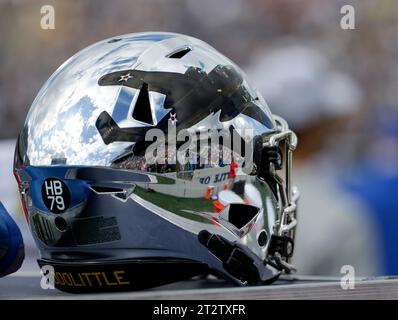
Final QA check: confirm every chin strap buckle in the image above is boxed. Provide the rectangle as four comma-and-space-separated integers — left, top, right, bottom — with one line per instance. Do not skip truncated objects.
267, 234, 296, 273
268, 234, 294, 259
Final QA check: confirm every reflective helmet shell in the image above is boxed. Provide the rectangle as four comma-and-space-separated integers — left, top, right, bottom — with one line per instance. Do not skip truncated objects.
14, 32, 292, 292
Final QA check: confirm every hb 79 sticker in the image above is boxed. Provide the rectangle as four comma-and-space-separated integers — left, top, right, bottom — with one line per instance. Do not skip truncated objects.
41, 178, 70, 213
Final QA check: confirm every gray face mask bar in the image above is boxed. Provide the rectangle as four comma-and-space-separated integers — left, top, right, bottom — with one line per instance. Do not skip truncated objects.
263, 115, 299, 273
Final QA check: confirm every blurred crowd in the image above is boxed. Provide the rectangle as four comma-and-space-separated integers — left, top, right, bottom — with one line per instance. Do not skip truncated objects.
0, 0, 397, 276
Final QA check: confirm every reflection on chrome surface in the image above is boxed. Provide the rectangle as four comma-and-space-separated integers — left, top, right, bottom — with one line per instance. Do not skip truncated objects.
14, 32, 293, 271
19, 32, 275, 169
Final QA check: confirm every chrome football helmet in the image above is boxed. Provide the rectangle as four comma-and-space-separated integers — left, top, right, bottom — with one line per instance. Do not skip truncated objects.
14, 32, 298, 292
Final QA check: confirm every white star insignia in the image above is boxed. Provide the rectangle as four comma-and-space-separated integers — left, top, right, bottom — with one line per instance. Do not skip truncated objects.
118, 73, 133, 82
169, 113, 178, 125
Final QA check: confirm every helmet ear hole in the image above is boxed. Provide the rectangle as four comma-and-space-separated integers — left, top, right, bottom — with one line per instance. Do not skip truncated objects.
257, 230, 268, 247
54, 217, 67, 232
132, 83, 153, 124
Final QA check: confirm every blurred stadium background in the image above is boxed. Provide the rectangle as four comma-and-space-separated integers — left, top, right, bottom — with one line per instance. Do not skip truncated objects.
0, 0, 397, 277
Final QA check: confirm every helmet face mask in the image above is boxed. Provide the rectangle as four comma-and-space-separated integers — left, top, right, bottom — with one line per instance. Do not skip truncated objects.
14, 32, 298, 292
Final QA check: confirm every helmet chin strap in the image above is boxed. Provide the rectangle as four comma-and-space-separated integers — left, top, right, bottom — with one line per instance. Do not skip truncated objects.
198, 230, 279, 285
